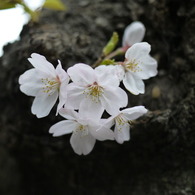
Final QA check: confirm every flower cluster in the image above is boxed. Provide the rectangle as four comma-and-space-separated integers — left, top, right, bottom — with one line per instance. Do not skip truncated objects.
19, 21, 157, 155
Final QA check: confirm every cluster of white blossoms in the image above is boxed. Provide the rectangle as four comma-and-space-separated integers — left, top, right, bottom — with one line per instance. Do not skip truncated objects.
19, 21, 157, 155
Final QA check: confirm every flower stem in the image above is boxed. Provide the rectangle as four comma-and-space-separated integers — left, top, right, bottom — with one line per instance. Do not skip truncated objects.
91, 54, 105, 68
20, 1, 39, 22
92, 47, 125, 68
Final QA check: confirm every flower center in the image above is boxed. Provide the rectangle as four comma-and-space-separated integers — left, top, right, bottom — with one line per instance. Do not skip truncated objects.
41, 77, 60, 96
125, 59, 142, 73
115, 114, 130, 131
84, 82, 104, 103
74, 125, 88, 137
116, 114, 127, 126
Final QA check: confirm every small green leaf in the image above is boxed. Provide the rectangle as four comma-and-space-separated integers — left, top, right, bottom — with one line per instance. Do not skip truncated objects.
101, 59, 116, 65
0, 0, 22, 9
0, 2, 16, 10
103, 32, 119, 56
43, 0, 66, 11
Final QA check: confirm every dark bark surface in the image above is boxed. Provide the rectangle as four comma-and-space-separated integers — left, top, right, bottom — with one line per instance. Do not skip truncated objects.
0, 0, 195, 194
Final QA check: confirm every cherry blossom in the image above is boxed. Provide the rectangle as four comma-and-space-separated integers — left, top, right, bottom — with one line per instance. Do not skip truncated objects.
49, 108, 114, 155
115, 42, 158, 95
19, 53, 69, 118
66, 63, 128, 119
103, 106, 147, 144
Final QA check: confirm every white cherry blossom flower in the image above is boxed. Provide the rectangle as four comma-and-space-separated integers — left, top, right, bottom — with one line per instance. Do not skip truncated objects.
19, 53, 69, 118
66, 63, 128, 119
49, 108, 114, 155
116, 42, 158, 95
122, 21, 146, 48
103, 106, 147, 144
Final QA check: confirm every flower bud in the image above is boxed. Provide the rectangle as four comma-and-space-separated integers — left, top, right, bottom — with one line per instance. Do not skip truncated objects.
122, 21, 146, 48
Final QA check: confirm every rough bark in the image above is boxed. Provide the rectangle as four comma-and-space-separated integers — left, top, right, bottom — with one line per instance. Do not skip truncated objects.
0, 0, 195, 194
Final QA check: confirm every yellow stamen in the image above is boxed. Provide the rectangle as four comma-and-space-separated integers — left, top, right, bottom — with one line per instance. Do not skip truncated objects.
115, 114, 130, 131
125, 59, 142, 72
84, 82, 104, 103
41, 77, 60, 95
74, 125, 88, 137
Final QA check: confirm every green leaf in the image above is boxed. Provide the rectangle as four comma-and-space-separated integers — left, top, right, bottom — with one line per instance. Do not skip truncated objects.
0, 2, 16, 10
102, 32, 119, 56
43, 0, 66, 11
101, 59, 116, 65
0, 0, 22, 9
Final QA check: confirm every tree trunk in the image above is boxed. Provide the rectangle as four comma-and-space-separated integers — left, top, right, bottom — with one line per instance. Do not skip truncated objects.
0, 0, 194, 194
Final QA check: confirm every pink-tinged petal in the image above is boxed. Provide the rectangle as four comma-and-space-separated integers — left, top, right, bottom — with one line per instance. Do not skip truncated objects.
90, 126, 114, 141
28, 53, 56, 76
122, 21, 145, 47
95, 65, 119, 87
101, 87, 128, 115
114, 122, 130, 144
66, 83, 85, 109
31, 91, 58, 118
123, 72, 145, 95
121, 106, 148, 120
49, 120, 78, 136
79, 98, 104, 121
70, 131, 96, 155
125, 42, 151, 62
67, 63, 95, 86
59, 108, 78, 120
135, 55, 158, 79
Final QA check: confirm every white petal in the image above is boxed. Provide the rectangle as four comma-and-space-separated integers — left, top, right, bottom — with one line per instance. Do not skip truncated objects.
90, 125, 114, 141
70, 132, 96, 155
95, 65, 115, 73
49, 120, 78, 136
122, 21, 145, 47
19, 69, 46, 96
20, 83, 41, 97
31, 92, 58, 118
100, 116, 116, 129
123, 72, 145, 95
114, 122, 130, 144
59, 108, 78, 120
19, 69, 38, 84
115, 65, 125, 81
135, 55, 158, 79
125, 42, 151, 62
66, 83, 85, 109
56, 60, 70, 84
101, 86, 128, 115
121, 106, 148, 120
95, 65, 119, 87
95, 65, 125, 82
67, 63, 95, 86
56, 82, 68, 114
28, 53, 56, 76
79, 98, 104, 121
